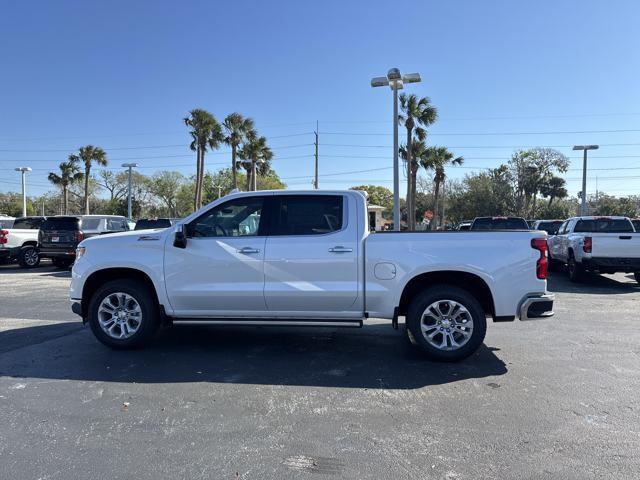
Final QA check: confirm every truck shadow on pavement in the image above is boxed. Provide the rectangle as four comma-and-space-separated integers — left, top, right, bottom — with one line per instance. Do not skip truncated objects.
548, 271, 640, 294
0, 323, 507, 390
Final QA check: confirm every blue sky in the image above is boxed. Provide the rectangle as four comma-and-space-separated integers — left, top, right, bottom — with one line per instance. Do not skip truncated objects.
1, 0, 639, 198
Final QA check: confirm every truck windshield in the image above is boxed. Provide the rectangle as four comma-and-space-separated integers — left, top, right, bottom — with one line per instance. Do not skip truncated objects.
536, 221, 563, 235
574, 219, 634, 233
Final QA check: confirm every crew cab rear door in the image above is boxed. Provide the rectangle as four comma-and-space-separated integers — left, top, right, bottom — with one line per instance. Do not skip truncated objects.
263, 194, 360, 316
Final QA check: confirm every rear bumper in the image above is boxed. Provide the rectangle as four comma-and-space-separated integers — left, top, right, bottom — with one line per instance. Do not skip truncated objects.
519, 293, 555, 320
39, 248, 75, 259
582, 257, 640, 272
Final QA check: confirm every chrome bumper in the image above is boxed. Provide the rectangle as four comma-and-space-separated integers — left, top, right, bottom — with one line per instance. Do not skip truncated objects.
519, 293, 555, 320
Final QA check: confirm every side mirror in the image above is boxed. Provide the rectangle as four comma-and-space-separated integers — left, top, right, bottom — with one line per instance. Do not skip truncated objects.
174, 224, 188, 249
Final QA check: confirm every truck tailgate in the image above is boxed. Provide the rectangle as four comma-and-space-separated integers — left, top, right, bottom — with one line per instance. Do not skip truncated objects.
592, 234, 640, 258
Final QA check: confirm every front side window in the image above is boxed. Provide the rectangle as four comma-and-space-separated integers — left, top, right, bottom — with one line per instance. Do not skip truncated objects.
270, 195, 344, 236
189, 197, 264, 238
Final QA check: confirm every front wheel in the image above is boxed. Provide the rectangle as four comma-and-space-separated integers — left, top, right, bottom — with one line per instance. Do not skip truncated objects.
18, 246, 40, 268
405, 285, 487, 362
567, 255, 585, 283
88, 279, 159, 349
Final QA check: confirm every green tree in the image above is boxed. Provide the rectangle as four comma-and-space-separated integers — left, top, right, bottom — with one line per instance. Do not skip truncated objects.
400, 140, 428, 225
147, 171, 184, 217
421, 146, 463, 229
350, 185, 393, 211
71, 145, 107, 214
96, 170, 128, 202
539, 175, 568, 207
223, 113, 255, 190
47, 156, 84, 214
238, 134, 273, 191
398, 93, 438, 230
184, 109, 224, 210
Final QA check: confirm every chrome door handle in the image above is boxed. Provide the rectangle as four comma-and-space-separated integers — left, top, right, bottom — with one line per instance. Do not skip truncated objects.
328, 246, 353, 253
237, 247, 260, 254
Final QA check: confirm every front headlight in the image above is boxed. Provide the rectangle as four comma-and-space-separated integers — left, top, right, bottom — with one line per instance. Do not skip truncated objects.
76, 246, 86, 260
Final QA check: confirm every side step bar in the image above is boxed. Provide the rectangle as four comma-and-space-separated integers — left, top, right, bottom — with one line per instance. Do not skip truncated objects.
171, 319, 363, 328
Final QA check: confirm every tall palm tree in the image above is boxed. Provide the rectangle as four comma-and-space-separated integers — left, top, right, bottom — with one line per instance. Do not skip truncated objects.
398, 93, 438, 230
540, 175, 568, 207
400, 140, 427, 226
71, 145, 107, 214
223, 113, 255, 190
238, 135, 273, 191
47, 156, 84, 214
184, 109, 224, 210
421, 146, 463, 229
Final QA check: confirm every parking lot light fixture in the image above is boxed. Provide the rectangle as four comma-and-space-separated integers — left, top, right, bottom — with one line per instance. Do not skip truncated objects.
14, 167, 32, 217
572, 145, 599, 216
121, 163, 139, 220
371, 68, 421, 231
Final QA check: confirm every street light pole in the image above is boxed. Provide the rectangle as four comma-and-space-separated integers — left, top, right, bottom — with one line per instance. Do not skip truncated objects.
121, 163, 139, 219
371, 68, 421, 231
14, 167, 32, 217
572, 145, 599, 216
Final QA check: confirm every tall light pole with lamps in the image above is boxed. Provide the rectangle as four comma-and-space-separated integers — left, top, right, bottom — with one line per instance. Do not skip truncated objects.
121, 163, 139, 219
371, 68, 421, 231
572, 145, 599, 216
14, 167, 32, 217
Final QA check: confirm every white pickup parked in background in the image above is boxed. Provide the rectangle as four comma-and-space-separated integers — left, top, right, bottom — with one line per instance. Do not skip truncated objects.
70, 190, 554, 361
547, 216, 640, 283
0, 216, 45, 268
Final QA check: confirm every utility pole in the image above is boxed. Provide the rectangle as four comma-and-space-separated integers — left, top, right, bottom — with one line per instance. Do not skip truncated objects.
573, 145, 599, 216
121, 163, 139, 219
14, 167, 32, 217
314, 121, 319, 189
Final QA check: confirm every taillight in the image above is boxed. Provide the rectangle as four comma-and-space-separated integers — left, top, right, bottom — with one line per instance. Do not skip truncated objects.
0, 229, 8, 245
583, 236, 592, 253
531, 237, 548, 280
75, 230, 84, 242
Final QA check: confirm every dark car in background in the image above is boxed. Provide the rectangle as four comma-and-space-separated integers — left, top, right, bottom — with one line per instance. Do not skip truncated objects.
134, 218, 179, 230
38, 215, 129, 268
470, 216, 530, 230
532, 219, 564, 236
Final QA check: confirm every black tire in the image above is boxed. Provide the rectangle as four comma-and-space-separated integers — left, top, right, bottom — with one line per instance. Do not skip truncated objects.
634, 272, 640, 285
567, 254, 585, 283
88, 279, 160, 349
405, 285, 487, 362
18, 245, 40, 268
52, 258, 73, 269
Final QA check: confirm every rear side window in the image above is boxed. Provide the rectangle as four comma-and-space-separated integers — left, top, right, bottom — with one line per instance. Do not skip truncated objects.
471, 217, 528, 230
574, 219, 634, 233
270, 195, 344, 236
12, 218, 44, 229
81, 218, 102, 230
107, 218, 128, 231
42, 218, 79, 231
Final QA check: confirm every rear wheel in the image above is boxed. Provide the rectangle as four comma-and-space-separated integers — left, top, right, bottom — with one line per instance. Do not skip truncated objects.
88, 279, 159, 349
405, 285, 487, 362
567, 254, 585, 283
18, 246, 40, 268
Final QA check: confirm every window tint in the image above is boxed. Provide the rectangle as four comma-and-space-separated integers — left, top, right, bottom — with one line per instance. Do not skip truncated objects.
631, 219, 640, 232
557, 221, 568, 235
190, 197, 264, 237
536, 221, 563, 235
270, 195, 343, 236
42, 217, 80, 231
574, 219, 634, 233
471, 217, 528, 230
107, 218, 128, 231
12, 217, 44, 229
81, 218, 102, 230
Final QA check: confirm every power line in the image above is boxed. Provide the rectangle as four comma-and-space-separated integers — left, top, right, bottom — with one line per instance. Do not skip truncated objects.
321, 128, 640, 137
0, 142, 314, 154
322, 142, 640, 149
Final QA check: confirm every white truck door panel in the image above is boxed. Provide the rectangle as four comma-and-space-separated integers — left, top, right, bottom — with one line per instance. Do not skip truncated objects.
164, 195, 267, 316
263, 194, 360, 314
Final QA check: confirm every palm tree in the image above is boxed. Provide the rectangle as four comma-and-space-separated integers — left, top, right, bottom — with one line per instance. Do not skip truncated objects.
47, 156, 84, 214
398, 93, 438, 230
421, 146, 463, 229
400, 140, 427, 226
184, 109, 224, 210
238, 135, 273, 191
71, 145, 107, 214
540, 175, 568, 207
223, 113, 255, 190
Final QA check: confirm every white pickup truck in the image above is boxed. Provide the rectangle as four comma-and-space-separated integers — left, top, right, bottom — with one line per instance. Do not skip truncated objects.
547, 216, 640, 283
70, 190, 554, 361
0, 216, 46, 268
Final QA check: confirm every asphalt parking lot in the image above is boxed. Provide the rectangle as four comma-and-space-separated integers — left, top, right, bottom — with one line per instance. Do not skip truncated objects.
1, 262, 639, 479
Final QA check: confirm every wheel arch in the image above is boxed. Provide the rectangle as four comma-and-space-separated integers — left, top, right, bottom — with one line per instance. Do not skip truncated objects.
81, 268, 160, 318
21, 241, 37, 248
398, 270, 495, 319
